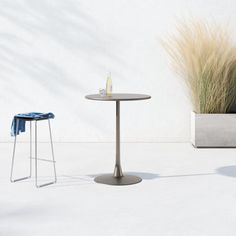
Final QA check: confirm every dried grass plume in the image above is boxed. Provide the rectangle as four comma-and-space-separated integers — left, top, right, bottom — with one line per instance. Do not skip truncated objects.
163, 21, 236, 113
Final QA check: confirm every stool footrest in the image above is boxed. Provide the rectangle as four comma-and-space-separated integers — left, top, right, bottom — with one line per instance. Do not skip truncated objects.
30, 157, 56, 163
11, 176, 31, 182
37, 181, 56, 188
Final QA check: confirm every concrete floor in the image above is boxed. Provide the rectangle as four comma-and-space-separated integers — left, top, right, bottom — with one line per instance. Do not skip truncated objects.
1, 142, 236, 236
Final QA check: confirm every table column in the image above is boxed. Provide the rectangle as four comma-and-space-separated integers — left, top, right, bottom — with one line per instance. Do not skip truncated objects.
114, 101, 123, 177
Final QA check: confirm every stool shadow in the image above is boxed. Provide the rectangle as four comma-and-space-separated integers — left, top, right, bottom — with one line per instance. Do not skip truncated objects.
216, 165, 236, 178
48, 175, 95, 188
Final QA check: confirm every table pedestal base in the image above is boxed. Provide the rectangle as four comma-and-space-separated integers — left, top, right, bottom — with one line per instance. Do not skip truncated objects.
94, 174, 142, 185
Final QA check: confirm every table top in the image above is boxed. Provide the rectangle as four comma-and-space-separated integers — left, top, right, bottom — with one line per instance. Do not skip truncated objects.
85, 93, 151, 101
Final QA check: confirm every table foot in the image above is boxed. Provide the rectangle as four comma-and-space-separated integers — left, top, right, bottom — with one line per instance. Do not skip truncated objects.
94, 174, 142, 185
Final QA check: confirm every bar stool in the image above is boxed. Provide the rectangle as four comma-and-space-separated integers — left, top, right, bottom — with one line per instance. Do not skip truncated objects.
10, 112, 57, 188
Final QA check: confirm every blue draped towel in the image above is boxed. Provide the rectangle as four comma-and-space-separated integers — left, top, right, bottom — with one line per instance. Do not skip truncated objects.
11, 112, 55, 136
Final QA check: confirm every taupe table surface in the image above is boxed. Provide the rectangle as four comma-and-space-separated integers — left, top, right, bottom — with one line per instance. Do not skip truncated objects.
85, 93, 151, 186
85, 93, 151, 101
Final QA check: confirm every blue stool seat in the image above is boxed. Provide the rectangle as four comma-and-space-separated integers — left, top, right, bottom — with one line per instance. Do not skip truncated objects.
15, 112, 55, 121
11, 112, 55, 136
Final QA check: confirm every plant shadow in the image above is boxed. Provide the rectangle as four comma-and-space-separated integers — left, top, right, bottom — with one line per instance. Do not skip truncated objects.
216, 165, 236, 178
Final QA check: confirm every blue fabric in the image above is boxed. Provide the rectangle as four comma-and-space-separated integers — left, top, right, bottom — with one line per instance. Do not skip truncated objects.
11, 112, 55, 136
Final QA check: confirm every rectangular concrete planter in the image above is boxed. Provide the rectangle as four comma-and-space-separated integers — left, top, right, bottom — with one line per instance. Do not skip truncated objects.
191, 112, 236, 147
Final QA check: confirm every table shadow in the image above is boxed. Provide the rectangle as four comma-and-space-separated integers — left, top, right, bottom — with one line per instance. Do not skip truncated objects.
126, 172, 159, 180
160, 173, 215, 178
47, 171, 217, 188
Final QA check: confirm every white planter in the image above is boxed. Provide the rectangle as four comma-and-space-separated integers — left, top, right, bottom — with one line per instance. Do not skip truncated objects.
191, 112, 236, 147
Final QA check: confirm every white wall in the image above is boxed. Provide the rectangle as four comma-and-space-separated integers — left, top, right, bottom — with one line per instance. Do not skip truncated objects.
0, 0, 235, 142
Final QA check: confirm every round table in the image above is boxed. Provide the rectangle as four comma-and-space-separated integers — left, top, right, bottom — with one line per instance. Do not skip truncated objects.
85, 93, 151, 185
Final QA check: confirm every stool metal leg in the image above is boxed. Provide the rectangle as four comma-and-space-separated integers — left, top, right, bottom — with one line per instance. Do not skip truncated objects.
35, 120, 57, 188
48, 119, 57, 183
29, 121, 32, 177
10, 119, 31, 182
35, 120, 38, 187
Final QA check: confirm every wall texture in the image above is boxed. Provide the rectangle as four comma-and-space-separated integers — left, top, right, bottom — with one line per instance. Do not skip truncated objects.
0, 0, 235, 142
